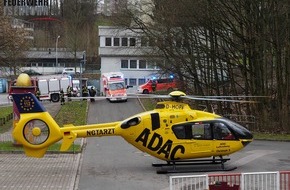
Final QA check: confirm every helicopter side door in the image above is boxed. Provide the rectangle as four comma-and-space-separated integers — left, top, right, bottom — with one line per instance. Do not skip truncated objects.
172, 123, 213, 158
189, 123, 213, 157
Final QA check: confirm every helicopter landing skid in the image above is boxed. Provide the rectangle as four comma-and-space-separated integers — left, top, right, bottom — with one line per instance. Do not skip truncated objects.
152, 157, 237, 174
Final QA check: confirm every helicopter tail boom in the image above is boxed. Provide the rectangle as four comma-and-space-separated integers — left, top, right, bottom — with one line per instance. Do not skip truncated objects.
59, 122, 120, 151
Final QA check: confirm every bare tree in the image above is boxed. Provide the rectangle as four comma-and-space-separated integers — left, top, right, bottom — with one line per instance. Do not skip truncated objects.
62, 0, 98, 70
0, 5, 30, 76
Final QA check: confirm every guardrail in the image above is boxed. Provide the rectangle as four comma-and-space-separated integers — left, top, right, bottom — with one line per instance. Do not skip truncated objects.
169, 171, 290, 190
0, 113, 13, 126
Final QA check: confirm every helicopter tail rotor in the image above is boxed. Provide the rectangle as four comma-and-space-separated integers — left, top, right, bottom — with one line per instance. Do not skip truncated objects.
11, 93, 63, 158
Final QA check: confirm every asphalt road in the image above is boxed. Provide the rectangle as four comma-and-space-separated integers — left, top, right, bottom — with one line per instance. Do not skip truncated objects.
0, 93, 11, 106
78, 99, 169, 190
77, 98, 290, 190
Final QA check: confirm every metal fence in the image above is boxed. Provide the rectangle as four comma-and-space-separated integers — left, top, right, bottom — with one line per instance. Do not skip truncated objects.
169, 171, 290, 190
170, 175, 208, 190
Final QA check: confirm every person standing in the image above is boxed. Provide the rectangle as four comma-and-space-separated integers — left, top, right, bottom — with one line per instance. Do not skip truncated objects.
36, 88, 41, 100
151, 80, 157, 92
66, 85, 72, 101
89, 86, 96, 102
60, 89, 65, 105
82, 85, 88, 100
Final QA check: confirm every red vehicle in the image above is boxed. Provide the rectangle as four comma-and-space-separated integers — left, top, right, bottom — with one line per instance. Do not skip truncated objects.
137, 77, 178, 94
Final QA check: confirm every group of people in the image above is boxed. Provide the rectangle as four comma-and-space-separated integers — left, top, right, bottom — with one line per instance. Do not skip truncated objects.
63, 85, 97, 104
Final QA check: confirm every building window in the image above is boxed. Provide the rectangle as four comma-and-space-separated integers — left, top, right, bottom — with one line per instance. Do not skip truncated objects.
129, 78, 137, 86
124, 78, 128, 85
130, 60, 137, 69
129, 38, 136, 46
155, 60, 164, 69
105, 37, 112, 46
147, 60, 155, 69
138, 78, 146, 85
121, 60, 128, 68
139, 60, 146, 69
114, 38, 120, 46
122, 37, 128, 46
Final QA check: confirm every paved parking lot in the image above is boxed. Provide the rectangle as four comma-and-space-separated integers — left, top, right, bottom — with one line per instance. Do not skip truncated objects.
0, 99, 82, 190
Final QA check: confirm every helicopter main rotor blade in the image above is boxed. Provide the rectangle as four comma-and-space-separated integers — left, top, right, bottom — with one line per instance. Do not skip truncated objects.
193, 95, 270, 98
183, 95, 257, 103
127, 94, 171, 99
69, 96, 107, 100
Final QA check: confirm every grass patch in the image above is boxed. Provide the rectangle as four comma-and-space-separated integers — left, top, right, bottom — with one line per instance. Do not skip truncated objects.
0, 106, 13, 116
0, 141, 82, 152
253, 132, 290, 141
0, 105, 13, 133
55, 100, 88, 126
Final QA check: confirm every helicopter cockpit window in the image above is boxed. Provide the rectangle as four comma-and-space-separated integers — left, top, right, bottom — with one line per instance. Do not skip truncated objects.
191, 123, 212, 140
172, 123, 211, 140
172, 125, 192, 139
213, 122, 235, 140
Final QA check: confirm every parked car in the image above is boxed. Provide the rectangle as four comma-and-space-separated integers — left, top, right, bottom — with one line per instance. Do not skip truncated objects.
22, 69, 42, 76
62, 68, 80, 75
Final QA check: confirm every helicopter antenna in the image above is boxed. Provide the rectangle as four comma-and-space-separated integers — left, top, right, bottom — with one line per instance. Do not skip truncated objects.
211, 104, 215, 114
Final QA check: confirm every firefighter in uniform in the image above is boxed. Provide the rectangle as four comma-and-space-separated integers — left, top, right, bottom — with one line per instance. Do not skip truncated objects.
151, 80, 157, 92
66, 85, 72, 101
82, 85, 88, 100
60, 89, 65, 105
89, 86, 96, 102
36, 88, 41, 100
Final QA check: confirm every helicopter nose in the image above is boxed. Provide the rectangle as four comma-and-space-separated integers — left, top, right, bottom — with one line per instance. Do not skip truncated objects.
237, 129, 253, 147
241, 138, 253, 147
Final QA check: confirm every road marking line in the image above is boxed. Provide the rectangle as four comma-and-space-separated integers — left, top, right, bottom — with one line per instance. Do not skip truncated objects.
232, 150, 279, 166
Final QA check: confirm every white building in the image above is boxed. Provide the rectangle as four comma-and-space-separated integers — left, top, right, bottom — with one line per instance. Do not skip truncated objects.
98, 26, 163, 93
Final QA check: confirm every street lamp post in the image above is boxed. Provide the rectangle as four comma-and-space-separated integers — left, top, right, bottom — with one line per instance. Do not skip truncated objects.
80, 51, 86, 97
55, 35, 60, 73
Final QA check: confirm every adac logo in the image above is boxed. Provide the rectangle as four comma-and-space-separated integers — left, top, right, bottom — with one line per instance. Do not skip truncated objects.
20, 95, 35, 111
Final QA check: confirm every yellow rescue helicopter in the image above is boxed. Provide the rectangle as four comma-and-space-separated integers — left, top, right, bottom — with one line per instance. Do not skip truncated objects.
11, 91, 254, 173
